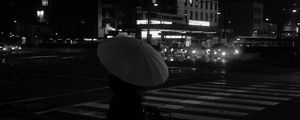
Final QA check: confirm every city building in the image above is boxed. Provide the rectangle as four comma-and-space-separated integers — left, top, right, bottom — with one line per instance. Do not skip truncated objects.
280, 4, 300, 39
98, 0, 220, 48
177, 0, 219, 27
224, 1, 277, 39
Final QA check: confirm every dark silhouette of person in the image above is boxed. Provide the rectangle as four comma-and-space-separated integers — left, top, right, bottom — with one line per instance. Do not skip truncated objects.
106, 74, 145, 120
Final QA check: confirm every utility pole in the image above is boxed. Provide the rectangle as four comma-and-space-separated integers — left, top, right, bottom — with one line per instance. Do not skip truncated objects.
146, 0, 152, 44
98, 0, 104, 38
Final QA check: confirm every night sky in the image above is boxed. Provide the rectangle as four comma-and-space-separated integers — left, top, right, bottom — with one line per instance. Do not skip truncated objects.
225, 0, 299, 26
0, 0, 298, 31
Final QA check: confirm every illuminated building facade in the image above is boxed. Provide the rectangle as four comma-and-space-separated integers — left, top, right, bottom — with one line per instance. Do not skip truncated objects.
37, 0, 49, 23
178, 0, 219, 27
99, 0, 219, 48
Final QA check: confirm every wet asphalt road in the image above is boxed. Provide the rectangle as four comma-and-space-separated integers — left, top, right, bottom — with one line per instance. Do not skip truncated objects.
0, 47, 300, 120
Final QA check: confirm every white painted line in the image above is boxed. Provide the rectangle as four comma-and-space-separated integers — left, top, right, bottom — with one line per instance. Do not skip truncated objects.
163, 112, 233, 120
240, 87, 300, 94
28, 55, 60, 59
182, 107, 249, 117
149, 91, 278, 106
144, 101, 249, 117
79, 102, 109, 109
166, 88, 290, 101
209, 81, 300, 90
57, 107, 106, 119
177, 86, 291, 101
250, 85, 270, 88
0, 87, 109, 106
194, 83, 300, 97
144, 96, 264, 111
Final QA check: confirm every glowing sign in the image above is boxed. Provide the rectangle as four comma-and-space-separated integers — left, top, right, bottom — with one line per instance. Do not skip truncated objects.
188, 20, 210, 26
37, 10, 44, 17
137, 20, 172, 25
37, 10, 45, 22
42, 0, 48, 6
142, 30, 161, 38
165, 35, 185, 39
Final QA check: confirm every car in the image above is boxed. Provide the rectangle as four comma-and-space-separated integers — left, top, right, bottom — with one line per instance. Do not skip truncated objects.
208, 44, 240, 59
185, 45, 207, 61
0, 43, 22, 52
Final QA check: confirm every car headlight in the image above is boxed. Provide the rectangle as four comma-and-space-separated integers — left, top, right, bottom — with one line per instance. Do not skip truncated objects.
170, 58, 174, 61
222, 52, 226, 56
234, 50, 239, 54
192, 50, 196, 54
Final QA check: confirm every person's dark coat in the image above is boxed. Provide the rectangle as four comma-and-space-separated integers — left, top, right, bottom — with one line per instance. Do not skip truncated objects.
106, 74, 144, 120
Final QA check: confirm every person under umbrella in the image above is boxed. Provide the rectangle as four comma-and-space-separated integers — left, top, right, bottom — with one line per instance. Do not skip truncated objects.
97, 35, 169, 120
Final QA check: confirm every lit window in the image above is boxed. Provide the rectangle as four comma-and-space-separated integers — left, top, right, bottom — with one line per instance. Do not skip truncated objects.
37, 10, 45, 22
188, 20, 210, 26
37, 10, 44, 17
42, 0, 48, 6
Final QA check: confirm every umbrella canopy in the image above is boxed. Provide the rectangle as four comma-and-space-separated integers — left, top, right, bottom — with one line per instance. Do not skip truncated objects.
97, 37, 169, 87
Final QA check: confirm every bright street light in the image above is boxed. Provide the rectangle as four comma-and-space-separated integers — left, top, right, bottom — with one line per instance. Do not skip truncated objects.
265, 18, 270, 21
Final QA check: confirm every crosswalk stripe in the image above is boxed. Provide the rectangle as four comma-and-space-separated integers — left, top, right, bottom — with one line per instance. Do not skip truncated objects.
39, 80, 300, 120
56, 107, 106, 119
147, 90, 279, 106
144, 96, 264, 111
250, 84, 300, 91
179, 85, 291, 100
249, 84, 271, 88
143, 101, 249, 117
240, 87, 300, 94
162, 112, 233, 120
209, 81, 300, 92
166, 88, 290, 101
246, 81, 300, 88
209, 81, 300, 90
193, 84, 300, 97
79, 102, 109, 109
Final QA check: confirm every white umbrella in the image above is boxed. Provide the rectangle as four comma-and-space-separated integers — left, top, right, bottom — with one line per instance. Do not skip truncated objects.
97, 36, 169, 87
